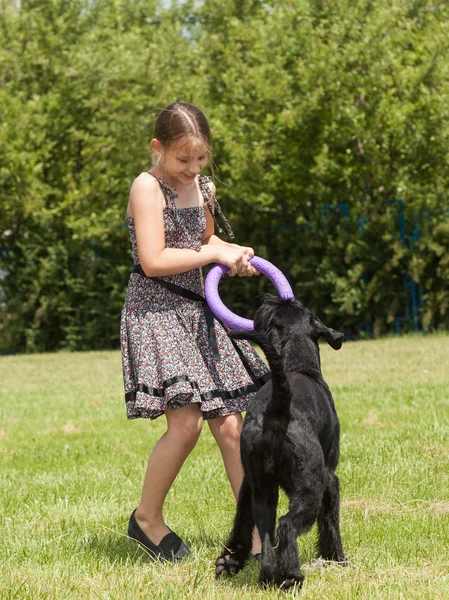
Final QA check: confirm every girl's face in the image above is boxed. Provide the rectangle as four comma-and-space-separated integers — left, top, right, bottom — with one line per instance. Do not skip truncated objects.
153, 135, 210, 185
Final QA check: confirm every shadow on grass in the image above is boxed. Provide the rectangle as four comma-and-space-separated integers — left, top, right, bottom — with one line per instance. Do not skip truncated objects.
84, 529, 318, 596
214, 554, 347, 596
84, 525, 321, 596
84, 527, 227, 567
84, 530, 157, 565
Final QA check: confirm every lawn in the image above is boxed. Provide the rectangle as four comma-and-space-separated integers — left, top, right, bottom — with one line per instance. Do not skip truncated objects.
1, 334, 448, 599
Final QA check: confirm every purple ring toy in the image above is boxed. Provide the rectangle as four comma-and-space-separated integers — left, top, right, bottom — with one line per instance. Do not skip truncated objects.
204, 256, 294, 331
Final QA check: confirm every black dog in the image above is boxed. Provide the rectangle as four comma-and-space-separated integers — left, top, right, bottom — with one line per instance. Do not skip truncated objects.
215, 295, 346, 590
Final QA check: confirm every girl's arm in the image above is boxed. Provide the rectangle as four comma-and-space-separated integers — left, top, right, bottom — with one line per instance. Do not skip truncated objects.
129, 173, 249, 277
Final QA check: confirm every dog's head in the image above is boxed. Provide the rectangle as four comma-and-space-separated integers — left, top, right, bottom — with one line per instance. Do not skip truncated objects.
254, 294, 344, 352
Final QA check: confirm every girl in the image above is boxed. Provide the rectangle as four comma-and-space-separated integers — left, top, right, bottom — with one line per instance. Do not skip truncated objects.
120, 102, 270, 561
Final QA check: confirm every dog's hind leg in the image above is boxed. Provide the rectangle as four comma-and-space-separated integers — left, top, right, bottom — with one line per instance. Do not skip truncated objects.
251, 478, 279, 586
274, 494, 319, 590
215, 475, 254, 578
317, 470, 345, 562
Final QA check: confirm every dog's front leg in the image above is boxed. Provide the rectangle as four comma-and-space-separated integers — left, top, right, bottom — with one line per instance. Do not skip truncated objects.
215, 475, 254, 578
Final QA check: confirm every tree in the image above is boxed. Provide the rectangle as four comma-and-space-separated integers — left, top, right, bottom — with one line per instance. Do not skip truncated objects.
1, 0, 448, 353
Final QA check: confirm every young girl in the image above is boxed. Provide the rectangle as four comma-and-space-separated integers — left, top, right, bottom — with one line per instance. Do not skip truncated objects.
120, 102, 270, 561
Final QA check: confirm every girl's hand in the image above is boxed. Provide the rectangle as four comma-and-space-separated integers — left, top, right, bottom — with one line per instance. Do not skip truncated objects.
217, 245, 259, 277
237, 245, 260, 277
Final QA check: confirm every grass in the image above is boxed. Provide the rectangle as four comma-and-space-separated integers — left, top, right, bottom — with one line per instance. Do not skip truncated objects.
1, 334, 449, 599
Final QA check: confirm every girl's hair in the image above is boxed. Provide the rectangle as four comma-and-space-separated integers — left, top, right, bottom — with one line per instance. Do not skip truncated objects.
151, 102, 212, 166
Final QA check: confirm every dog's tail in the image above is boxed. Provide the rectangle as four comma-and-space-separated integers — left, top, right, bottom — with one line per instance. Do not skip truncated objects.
228, 330, 292, 414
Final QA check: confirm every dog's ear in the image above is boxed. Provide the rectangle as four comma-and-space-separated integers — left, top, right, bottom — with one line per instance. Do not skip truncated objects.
314, 318, 344, 350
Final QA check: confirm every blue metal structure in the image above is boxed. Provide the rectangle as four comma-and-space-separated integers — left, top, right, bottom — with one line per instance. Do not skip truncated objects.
273, 199, 430, 335
387, 200, 423, 333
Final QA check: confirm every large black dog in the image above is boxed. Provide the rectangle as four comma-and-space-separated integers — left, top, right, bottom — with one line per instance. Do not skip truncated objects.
215, 295, 346, 590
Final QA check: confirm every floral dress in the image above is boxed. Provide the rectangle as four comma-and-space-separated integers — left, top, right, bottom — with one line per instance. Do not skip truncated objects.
120, 174, 270, 420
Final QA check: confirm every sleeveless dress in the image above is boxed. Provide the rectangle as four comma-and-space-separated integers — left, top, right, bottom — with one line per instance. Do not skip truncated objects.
120, 174, 270, 420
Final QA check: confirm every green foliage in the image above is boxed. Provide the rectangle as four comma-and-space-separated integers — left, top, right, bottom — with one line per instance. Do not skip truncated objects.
0, 0, 198, 352
195, 0, 449, 334
1, 0, 449, 351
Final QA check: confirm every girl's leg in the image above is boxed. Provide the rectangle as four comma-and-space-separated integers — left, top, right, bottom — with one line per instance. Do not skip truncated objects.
208, 413, 262, 554
135, 403, 203, 544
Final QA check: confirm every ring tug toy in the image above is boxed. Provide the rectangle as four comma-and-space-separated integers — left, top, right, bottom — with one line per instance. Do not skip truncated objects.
204, 256, 295, 331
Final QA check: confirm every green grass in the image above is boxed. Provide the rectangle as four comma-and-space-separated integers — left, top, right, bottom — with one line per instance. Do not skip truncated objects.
1, 334, 449, 599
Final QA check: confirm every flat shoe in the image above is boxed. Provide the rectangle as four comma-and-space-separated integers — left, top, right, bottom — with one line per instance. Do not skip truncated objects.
128, 509, 190, 562
251, 552, 261, 560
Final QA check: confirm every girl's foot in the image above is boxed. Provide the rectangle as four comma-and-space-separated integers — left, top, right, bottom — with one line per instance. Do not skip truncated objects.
128, 509, 190, 562
134, 507, 171, 545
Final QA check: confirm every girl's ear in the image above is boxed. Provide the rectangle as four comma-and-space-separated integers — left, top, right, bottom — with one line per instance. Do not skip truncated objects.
151, 138, 163, 159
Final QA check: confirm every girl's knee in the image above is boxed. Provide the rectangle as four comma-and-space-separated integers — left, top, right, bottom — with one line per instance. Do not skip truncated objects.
182, 417, 203, 445
211, 413, 243, 447
166, 404, 203, 448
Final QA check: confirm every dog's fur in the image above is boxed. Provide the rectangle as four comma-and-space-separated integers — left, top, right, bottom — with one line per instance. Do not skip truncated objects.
215, 295, 346, 590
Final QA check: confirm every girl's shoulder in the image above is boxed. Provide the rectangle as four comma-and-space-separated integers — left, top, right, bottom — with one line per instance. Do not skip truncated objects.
129, 172, 166, 214
131, 171, 160, 193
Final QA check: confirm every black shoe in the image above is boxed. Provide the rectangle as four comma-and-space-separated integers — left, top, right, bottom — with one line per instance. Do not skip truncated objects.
128, 509, 190, 562
251, 552, 262, 561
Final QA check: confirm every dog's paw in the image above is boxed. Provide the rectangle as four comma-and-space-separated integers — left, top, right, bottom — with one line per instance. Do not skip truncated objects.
215, 553, 243, 578
277, 573, 304, 591
320, 552, 348, 565
258, 571, 276, 588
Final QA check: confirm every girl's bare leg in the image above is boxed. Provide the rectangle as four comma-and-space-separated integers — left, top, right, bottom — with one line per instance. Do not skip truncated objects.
208, 413, 262, 554
135, 403, 203, 544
